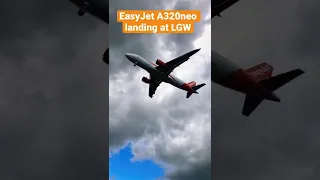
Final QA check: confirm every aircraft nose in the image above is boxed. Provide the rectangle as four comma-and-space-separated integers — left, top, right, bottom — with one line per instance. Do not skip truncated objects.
125, 53, 137, 62
125, 53, 133, 59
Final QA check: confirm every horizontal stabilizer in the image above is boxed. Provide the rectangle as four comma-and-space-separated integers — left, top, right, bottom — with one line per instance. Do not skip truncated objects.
193, 83, 206, 90
260, 69, 305, 91
242, 95, 264, 117
242, 69, 304, 116
186, 83, 206, 98
186, 92, 193, 98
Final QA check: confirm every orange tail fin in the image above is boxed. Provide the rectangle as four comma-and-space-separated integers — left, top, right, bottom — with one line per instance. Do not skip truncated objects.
187, 81, 196, 87
245, 62, 273, 81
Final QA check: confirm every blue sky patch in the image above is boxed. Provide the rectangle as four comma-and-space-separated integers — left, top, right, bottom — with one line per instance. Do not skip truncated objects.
109, 143, 165, 180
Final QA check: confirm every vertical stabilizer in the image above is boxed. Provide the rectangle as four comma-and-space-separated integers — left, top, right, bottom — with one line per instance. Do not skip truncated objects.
245, 62, 273, 82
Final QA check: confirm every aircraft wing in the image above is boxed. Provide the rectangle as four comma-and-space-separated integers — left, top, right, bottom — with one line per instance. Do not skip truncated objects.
149, 75, 162, 98
156, 48, 200, 76
212, 0, 239, 18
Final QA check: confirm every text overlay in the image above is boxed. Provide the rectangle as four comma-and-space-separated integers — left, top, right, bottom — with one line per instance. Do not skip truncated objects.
117, 10, 201, 34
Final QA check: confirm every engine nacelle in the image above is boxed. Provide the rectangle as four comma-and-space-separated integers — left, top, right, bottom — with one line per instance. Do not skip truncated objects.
102, 48, 109, 64
142, 77, 151, 84
156, 59, 167, 67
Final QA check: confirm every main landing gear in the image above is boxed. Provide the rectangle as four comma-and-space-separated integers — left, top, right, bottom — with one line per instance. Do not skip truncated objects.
77, 0, 89, 16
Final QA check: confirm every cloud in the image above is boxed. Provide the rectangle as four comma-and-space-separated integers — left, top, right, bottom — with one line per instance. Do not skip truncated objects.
109, 0, 211, 179
212, 0, 320, 179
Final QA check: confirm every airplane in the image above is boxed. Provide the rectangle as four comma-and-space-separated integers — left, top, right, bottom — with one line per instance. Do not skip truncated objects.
212, 0, 239, 18
211, 50, 305, 116
125, 48, 206, 98
69, 0, 109, 64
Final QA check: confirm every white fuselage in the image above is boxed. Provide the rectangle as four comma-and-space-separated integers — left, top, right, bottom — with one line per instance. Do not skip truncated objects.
211, 50, 258, 94
125, 53, 187, 91
211, 50, 240, 83
211, 50, 279, 101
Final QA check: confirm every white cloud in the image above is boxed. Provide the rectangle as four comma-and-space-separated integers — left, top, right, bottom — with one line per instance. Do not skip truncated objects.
109, 1, 211, 179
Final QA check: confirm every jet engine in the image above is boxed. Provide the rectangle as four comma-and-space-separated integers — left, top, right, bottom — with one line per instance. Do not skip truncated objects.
142, 77, 151, 84
156, 59, 167, 67
102, 48, 109, 64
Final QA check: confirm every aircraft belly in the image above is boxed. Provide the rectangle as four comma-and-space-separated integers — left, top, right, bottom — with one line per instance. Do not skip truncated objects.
212, 50, 254, 92
139, 60, 156, 73
212, 66, 235, 82
167, 75, 185, 89
211, 51, 239, 82
216, 69, 258, 94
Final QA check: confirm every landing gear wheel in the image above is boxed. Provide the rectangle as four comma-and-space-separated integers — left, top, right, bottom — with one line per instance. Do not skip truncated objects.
78, 9, 85, 16
83, 0, 89, 7
77, 0, 89, 16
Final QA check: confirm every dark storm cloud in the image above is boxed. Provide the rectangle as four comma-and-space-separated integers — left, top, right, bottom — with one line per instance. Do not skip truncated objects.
1, 0, 108, 179
212, 0, 320, 179
168, 163, 211, 180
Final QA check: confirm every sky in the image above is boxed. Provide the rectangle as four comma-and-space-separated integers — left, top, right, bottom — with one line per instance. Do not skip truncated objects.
1, 0, 320, 180
109, 0, 211, 179
109, 143, 165, 180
